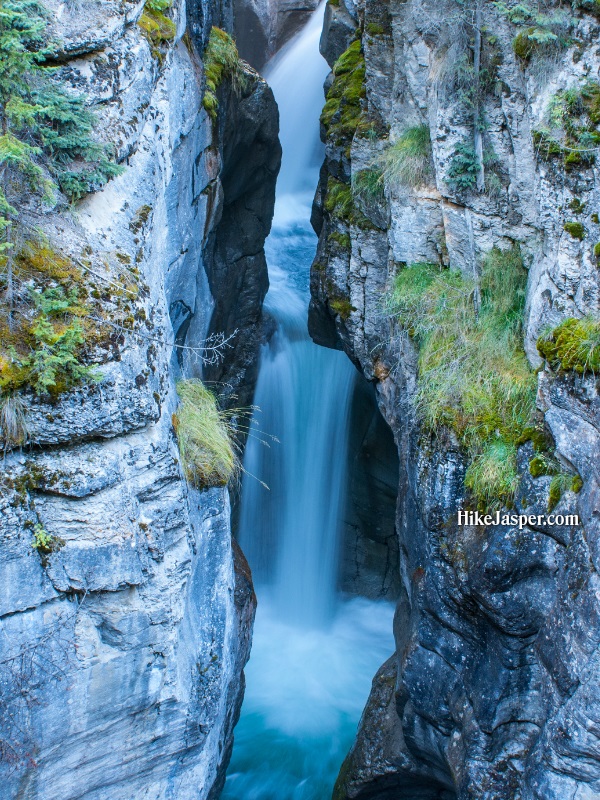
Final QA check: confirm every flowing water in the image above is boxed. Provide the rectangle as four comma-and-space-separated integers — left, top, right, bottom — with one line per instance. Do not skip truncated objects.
222, 7, 395, 798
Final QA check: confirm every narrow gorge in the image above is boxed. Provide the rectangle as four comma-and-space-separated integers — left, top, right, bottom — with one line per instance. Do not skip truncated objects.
1, 0, 600, 799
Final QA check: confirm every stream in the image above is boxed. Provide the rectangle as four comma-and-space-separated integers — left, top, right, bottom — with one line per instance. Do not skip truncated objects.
222, 7, 395, 798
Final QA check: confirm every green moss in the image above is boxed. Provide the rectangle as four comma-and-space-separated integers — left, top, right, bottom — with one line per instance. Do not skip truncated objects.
330, 297, 356, 320
173, 379, 238, 488
320, 39, 366, 147
328, 231, 351, 249
537, 316, 600, 373
365, 22, 385, 36
138, 0, 176, 59
572, 474, 584, 492
569, 198, 586, 214
202, 27, 246, 121
387, 246, 535, 508
564, 221, 586, 239
592, 213, 600, 223
323, 177, 379, 231
513, 27, 538, 61
529, 454, 559, 478
594, 242, 600, 258
324, 178, 353, 221
378, 125, 432, 188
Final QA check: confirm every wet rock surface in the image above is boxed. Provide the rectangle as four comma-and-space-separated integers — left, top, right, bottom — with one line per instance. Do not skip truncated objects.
311, 0, 600, 797
0, 0, 277, 796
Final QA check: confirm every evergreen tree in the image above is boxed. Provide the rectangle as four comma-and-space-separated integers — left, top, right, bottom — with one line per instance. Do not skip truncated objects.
0, 0, 122, 250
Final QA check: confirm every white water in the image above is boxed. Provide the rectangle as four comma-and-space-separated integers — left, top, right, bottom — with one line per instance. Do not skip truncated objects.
222, 6, 395, 798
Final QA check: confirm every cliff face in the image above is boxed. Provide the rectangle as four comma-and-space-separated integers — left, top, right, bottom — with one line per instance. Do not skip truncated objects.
311, 1, 600, 797
0, 1, 276, 797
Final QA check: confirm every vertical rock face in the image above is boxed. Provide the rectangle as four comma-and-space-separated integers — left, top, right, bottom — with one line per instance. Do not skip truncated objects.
232, 0, 320, 70
0, 2, 278, 797
312, 1, 600, 797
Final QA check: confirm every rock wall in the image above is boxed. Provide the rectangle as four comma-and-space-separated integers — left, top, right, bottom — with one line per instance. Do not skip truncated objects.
311, 1, 600, 797
232, 0, 319, 70
0, 1, 277, 797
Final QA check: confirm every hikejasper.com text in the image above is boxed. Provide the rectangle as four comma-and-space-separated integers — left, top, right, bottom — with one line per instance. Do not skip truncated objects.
458, 511, 580, 530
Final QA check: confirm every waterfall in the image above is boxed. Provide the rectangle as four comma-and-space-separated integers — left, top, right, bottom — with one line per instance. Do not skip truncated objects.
223, 6, 395, 798
237, 1, 355, 628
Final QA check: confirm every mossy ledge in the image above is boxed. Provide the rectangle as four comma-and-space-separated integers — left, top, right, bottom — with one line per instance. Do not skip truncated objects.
202, 27, 247, 121
387, 247, 536, 509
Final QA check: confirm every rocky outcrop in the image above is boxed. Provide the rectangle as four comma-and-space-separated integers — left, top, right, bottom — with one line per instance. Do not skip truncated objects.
0, 1, 278, 796
312, 1, 600, 797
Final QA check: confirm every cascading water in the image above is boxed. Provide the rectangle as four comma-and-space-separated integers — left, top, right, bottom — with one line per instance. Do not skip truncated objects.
222, 6, 395, 798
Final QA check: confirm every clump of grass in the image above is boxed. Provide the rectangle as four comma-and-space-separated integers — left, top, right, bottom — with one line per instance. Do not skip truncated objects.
388, 246, 536, 508
537, 316, 600, 373
0, 394, 27, 448
138, 0, 176, 59
173, 379, 238, 488
320, 39, 366, 147
548, 471, 583, 511
352, 167, 384, 202
465, 441, 519, 509
378, 125, 432, 188
202, 27, 246, 120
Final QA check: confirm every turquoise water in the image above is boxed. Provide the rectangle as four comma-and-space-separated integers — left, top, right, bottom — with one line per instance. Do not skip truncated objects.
222, 597, 395, 800
223, 6, 396, 798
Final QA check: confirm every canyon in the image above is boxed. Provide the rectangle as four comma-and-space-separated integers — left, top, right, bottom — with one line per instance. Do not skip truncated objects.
1, 1, 600, 799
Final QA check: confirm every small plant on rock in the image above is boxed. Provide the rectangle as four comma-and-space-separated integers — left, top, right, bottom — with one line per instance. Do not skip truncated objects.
378, 125, 432, 188
173, 379, 239, 488
202, 27, 247, 120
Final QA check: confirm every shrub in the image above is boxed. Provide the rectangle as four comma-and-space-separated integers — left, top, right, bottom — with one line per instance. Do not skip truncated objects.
446, 140, 479, 192
202, 27, 246, 120
493, 1, 572, 62
564, 221, 586, 239
138, 0, 176, 59
378, 125, 432, 188
0, 0, 122, 239
533, 81, 600, 170
173, 379, 238, 488
537, 316, 600, 373
320, 39, 366, 147
388, 247, 536, 507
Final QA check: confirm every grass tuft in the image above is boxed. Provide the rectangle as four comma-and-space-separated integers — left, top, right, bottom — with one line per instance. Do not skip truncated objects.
173, 379, 238, 488
388, 246, 536, 508
378, 125, 432, 188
